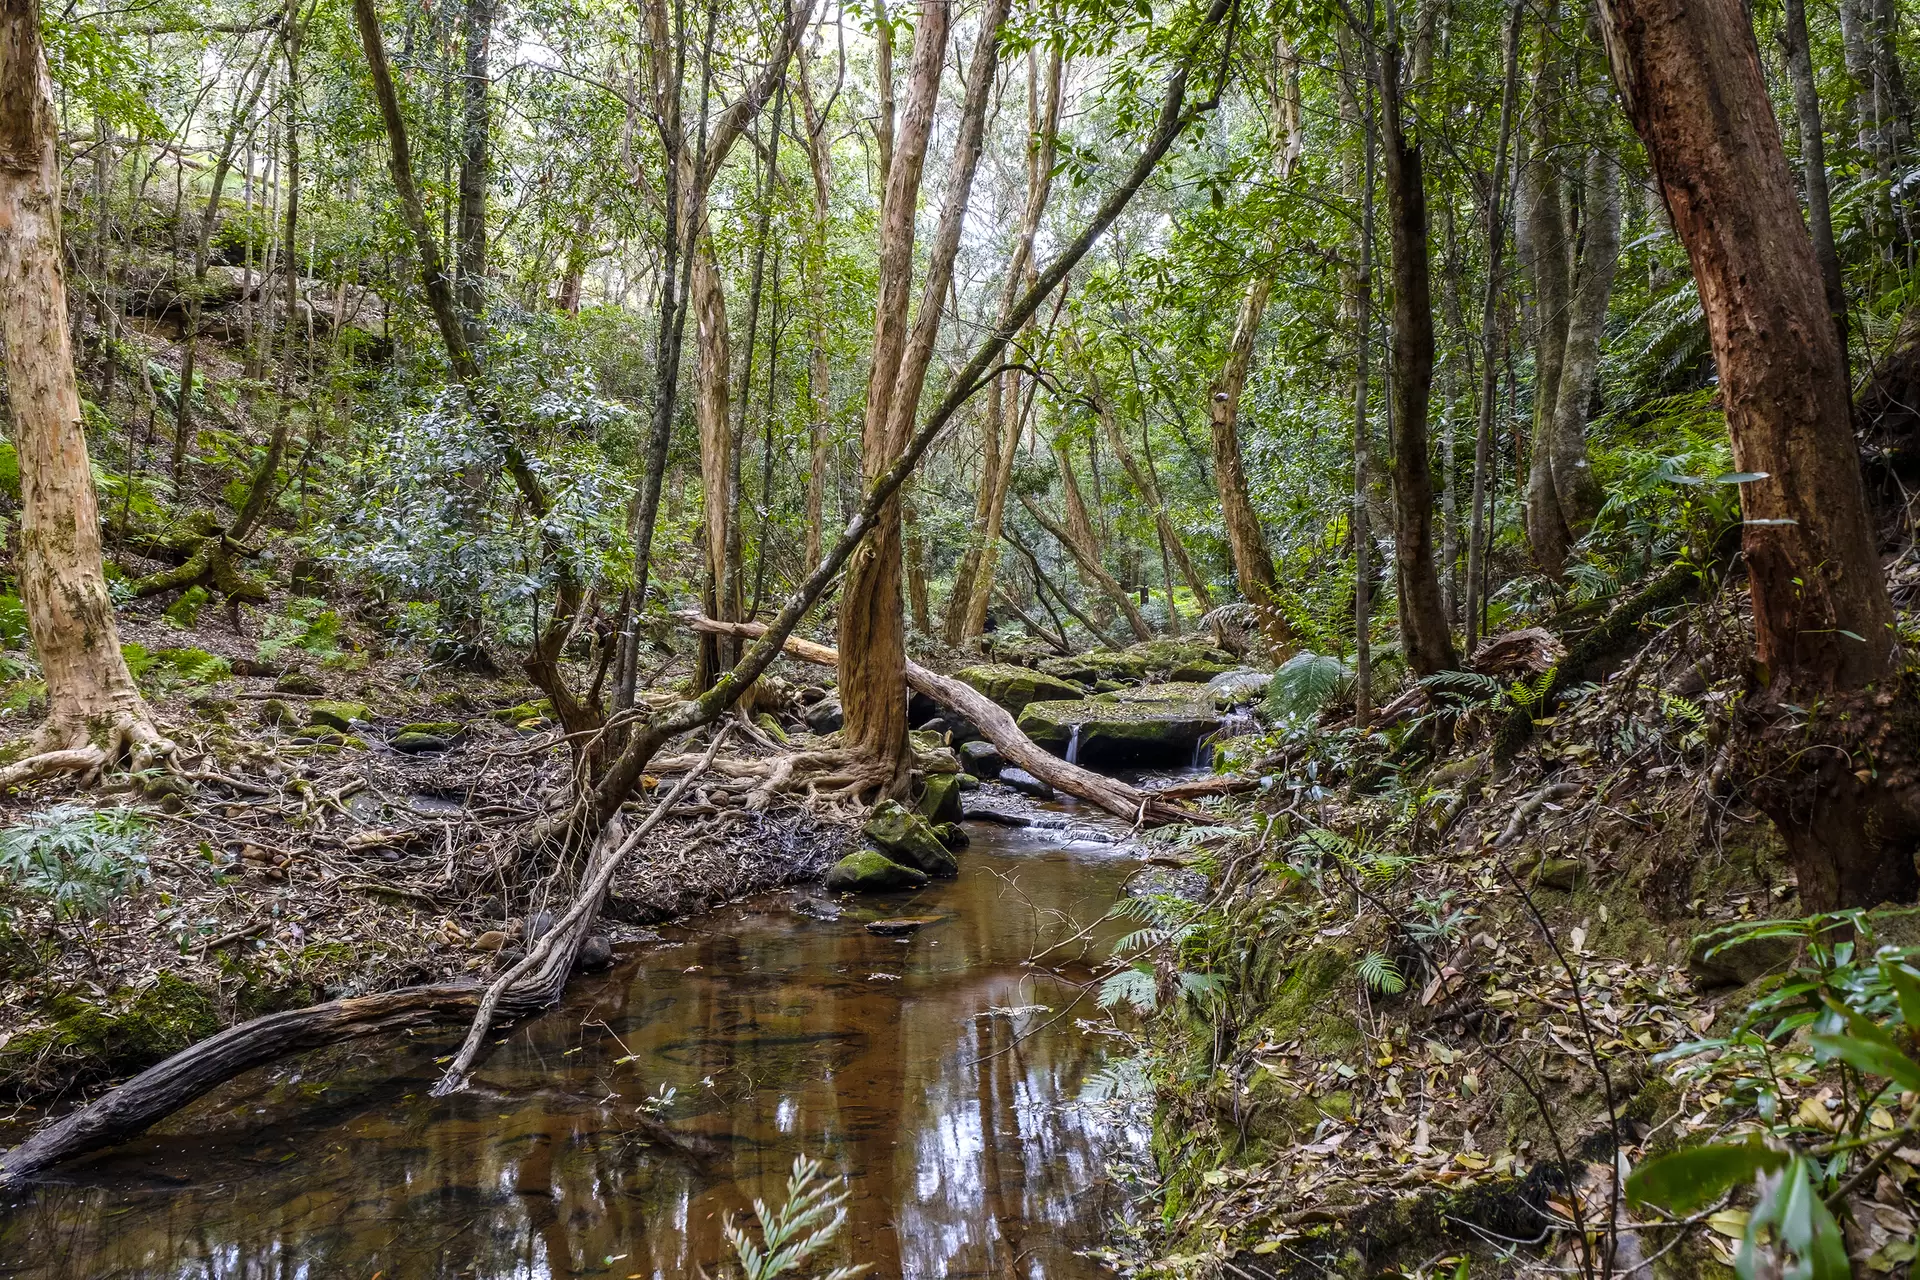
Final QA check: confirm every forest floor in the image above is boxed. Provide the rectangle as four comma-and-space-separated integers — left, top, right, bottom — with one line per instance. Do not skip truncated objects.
0, 586, 854, 1123
1108, 566, 1920, 1278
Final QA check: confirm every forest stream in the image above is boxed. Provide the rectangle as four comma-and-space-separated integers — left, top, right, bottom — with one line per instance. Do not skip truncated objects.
0, 802, 1147, 1280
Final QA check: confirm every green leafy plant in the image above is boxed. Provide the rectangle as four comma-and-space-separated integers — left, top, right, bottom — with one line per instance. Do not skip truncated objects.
0, 592, 28, 648
1630, 912, 1920, 1276
0, 804, 149, 920
258, 597, 346, 664
722, 1155, 869, 1280
1357, 949, 1405, 995
1264, 651, 1353, 724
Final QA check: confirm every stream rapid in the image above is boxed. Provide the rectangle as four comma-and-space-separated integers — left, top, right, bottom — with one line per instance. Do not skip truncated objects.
0, 804, 1146, 1279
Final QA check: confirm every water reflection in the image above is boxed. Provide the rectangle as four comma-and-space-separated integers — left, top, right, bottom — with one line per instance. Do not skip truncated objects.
0, 819, 1141, 1279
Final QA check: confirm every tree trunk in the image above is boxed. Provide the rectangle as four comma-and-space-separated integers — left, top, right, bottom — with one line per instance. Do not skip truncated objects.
0, 0, 168, 776
1465, 0, 1524, 653
1599, 0, 1905, 909
1377, 18, 1458, 678
692, 238, 733, 689
840, 0, 1005, 785
1545, 111, 1620, 541
1209, 278, 1291, 648
1778, 0, 1848, 367
797, 45, 837, 573
455, 0, 493, 342
949, 42, 1063, 645
1520, 14, 1574, 576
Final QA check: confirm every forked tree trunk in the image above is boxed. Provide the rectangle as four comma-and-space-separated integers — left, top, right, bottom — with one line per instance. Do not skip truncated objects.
1209, 278, 1291, 648
1599, 0, 1908, 910
0, 0, 169, 777
840, 0, 1005, 785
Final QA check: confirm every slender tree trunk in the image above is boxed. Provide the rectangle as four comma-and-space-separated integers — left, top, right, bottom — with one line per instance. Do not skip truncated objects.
1466, 0, 1523, 654
1209, 279, 1291, 648
1376, 7, 1458, 677
797, 44, 838, 573
455, 0, 493, 343
1545, 116, 1620, 541
950, 41, 1063, 644
0, 0, 168, 772
692, 238, 733, 688
1599, 0, 1905, 910
1026, 450, 1152, 641
1520, 14, 1573, 576
1779, 0, 1848, 367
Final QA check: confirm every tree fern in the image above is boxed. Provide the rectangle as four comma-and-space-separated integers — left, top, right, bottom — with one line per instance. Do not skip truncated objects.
1265, 651, 1353, 723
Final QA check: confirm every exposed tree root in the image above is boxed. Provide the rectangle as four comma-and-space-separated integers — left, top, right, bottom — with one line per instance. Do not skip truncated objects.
0, 703, 177, 789
0, 725, 723, 1187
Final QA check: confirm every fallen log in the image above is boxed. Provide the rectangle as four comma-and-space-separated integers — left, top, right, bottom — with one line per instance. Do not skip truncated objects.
0, 736, 725, 1190
688, 616, 1202, 827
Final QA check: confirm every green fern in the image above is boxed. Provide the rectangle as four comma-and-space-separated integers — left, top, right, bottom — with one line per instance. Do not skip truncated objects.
1358, 950, 1406, 995
1098, 964, 1160, 1013
723, 1155, 869, 1280
1265, 651, 1353, 723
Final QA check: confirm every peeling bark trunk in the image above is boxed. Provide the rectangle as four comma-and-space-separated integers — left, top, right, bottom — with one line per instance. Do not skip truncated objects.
0, 0, 167, 772
1600, 0, 1904, 909
692, 239, 733, 689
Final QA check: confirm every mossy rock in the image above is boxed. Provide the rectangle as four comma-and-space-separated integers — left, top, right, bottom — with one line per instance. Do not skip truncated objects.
824, 849, 930, 893
307, 700, 370, 731
755, 712, 790, 745
863, 799, 957, 877
1017, 692, 1221, 766
1688, 925, 1800, 988
1514, 853, 1584, 891
918, 773, 965, 825
954, 663, 1086, 713
397, 721, 462, 737
1124, 638, 1238, 675
391, 732, 452, 754
1036, 649, 1151, 687
491, 700, 552, 723
0, 973, 220, 1095
273, 670, 327, 696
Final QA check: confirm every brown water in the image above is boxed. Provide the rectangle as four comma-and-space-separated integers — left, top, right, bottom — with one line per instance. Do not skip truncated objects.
0, 814, 1144, 1279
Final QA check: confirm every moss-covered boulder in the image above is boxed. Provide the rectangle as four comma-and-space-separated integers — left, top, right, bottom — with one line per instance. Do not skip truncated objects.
308, 700, 370, 731
824, 849, 930, 893
918, 772, 964, 825
0, 973, 220, 1096
397, 721, 462, 737
1037, 649, 1151, 687
392, 731, 453, 754
955, 663, 1087, 712
960, 739, 1004, 777
864, 799, 958, 877
1018, 689, 1222, 766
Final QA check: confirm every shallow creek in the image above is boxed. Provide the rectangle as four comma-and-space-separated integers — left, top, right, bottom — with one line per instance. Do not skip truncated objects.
0, 805, 1146, 1279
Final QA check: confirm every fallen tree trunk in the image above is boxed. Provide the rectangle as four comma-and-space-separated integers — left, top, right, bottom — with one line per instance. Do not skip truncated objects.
0, 742, 724, 1190
689, 616, 1201, 826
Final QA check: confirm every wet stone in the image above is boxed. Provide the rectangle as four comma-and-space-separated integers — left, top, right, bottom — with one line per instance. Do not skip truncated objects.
960, 740, 1004, 778
866, 917, 943, 936
574, 936, 614, 970
824, 850, 929, 893
998, 767, 1055, 800
391, 732, 453, 754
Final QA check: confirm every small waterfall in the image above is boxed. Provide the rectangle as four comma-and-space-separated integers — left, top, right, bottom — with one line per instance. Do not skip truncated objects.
1196, 706, 1262, 768
1065, 723, 1082, 765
